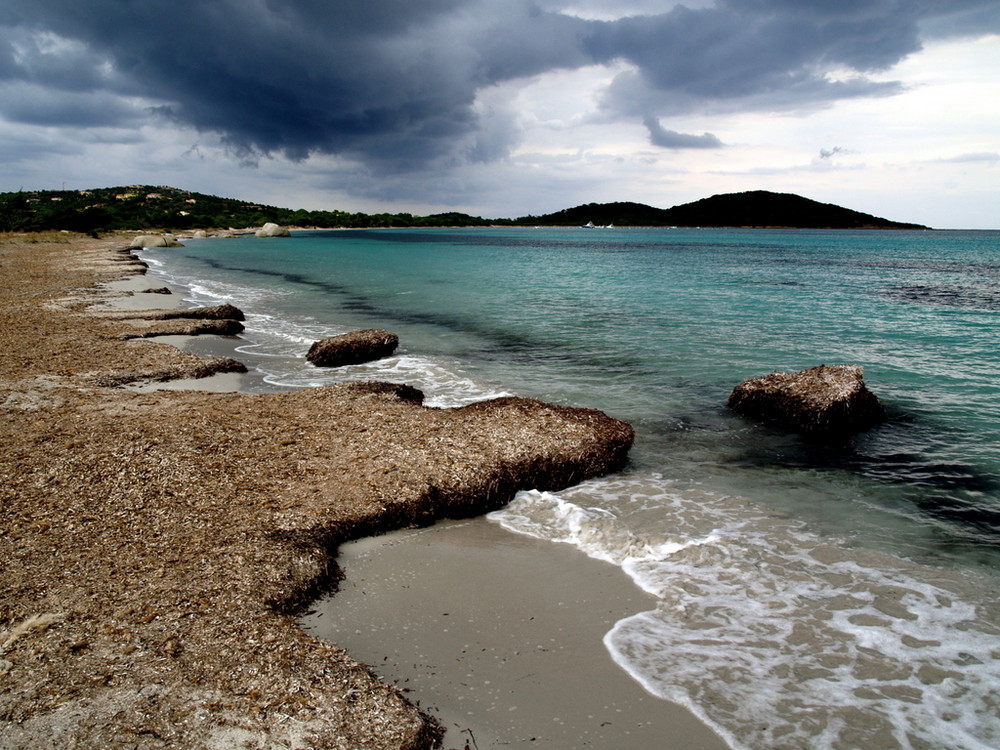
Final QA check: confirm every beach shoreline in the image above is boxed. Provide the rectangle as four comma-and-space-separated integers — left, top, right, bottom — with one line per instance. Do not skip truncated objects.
304, 517, 731, 749
0, 232, 701, 749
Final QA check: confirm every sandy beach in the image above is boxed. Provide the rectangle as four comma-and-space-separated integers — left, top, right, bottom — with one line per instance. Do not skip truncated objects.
305, 518, 730, 749
0, 233, 723, 749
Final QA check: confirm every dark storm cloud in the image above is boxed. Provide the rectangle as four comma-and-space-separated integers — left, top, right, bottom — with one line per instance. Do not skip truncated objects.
1, 0, 996, 169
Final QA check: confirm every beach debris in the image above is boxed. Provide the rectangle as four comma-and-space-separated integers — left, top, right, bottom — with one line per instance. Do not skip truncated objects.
307, 329, 400, 367
728, 364, 886, 437
98, 304, 246, 321
128, 234, 184, 248
118, 317, 245, 338
109, 252, 144, 263
110, 304, 247, 338
141, 287, 172, 294
88, 356, 248, 387
145, 303, 246, 321
255, 222, 291, 237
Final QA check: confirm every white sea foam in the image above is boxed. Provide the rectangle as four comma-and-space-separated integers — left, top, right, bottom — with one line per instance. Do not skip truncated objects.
135, 251, 511, 406
489, 480, 1000, 750
259, 353, 513, 408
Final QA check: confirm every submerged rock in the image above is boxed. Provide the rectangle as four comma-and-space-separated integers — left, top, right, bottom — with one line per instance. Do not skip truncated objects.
255, 222, 291, 238
307, 329, 399, 367
728, 364, 886, 437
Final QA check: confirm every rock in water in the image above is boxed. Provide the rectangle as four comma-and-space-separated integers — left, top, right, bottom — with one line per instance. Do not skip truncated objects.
306, 330, 400, 367
255, 222, 291, 237
728, 364, 886, 437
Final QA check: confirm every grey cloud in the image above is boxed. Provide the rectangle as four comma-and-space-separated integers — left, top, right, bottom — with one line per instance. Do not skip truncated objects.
0, 0, 996, 174
644, 115, 722, 149
0, 83, 145, 127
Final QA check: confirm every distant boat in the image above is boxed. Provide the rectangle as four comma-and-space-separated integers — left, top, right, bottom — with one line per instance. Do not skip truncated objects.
581, 221, 614, 228
582, 221, 596, 228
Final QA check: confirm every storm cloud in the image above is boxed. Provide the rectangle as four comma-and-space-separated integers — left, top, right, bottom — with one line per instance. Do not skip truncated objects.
0, 0, 996, 172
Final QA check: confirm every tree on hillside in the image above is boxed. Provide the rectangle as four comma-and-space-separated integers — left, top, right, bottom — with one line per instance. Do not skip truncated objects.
0, 193, 35, 232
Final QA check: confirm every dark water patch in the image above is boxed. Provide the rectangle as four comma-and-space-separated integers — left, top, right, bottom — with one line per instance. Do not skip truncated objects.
881, 283, 1000, 310
183, 251, 659, 376
726, 415, 1000, 545
735, 278, 808, 287
315, 228, 793, 256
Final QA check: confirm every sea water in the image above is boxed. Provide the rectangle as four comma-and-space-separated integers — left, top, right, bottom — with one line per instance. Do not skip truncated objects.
139, 227, 1000, 750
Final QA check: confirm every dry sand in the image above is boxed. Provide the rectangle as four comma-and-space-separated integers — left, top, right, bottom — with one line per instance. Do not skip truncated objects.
0, 233, 726, 750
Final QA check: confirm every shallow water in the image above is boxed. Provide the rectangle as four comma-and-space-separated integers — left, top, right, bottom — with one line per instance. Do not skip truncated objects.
142, 227, 1000, 749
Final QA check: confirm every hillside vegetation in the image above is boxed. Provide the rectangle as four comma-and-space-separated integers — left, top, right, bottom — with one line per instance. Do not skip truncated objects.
521, 191, 928, 229
0, 186, 928, 233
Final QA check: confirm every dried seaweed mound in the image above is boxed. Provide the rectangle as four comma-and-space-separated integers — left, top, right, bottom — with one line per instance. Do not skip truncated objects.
728, 364, 886, 437
307, 330, 400, 367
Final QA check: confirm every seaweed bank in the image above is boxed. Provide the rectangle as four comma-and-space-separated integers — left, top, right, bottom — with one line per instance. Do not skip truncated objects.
0, 234, 633, 749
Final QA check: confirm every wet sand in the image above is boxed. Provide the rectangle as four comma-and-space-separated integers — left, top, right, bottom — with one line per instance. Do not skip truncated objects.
304, 517, 729, 749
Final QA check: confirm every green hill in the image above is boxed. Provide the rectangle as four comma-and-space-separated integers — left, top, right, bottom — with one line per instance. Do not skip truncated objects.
0, 185, 497, 233
661, 191, 927, 229
0, 185, 928, 233
520, 191, 927, 229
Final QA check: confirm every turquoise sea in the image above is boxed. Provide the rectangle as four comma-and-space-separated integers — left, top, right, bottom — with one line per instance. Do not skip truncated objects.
140, 227, 999, 750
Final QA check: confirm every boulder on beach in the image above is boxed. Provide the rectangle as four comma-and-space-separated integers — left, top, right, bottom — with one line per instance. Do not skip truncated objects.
255, 222, 291, 238
128, 234, 184, 249
306, 329, 399, 367
193, 230, 209, 238
728, 364, 886, 437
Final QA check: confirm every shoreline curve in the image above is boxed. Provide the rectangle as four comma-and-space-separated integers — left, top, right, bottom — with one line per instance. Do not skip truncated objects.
0, 234, 633, 749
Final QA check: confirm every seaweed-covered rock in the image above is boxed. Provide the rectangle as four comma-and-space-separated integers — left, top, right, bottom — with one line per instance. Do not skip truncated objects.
306, 329, 399, 367
728, 364, 886, 437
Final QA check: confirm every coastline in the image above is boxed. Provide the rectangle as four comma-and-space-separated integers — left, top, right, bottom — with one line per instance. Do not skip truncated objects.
0, 232, 658, 749
304, 518, 731, 749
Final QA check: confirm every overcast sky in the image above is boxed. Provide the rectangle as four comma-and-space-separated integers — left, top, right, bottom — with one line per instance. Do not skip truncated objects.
1, 0, 997, 228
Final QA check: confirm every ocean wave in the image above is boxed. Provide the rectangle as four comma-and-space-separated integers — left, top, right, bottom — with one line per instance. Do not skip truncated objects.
490, 480, 1000, 750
